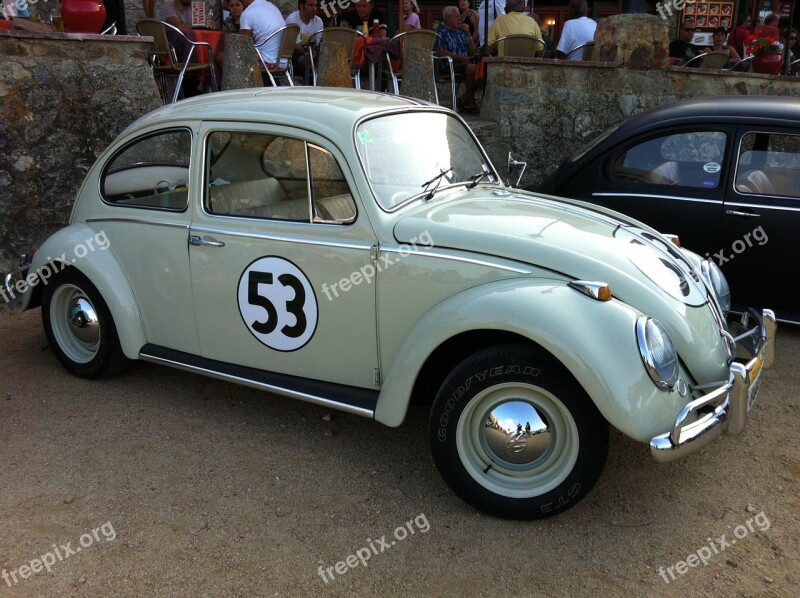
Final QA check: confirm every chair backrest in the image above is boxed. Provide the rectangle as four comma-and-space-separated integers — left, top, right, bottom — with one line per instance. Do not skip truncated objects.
701, 51, 729, 69
576, 41, 594, 60
136, 18, 173, 60
323, 27, 359, 61
494, 35, 545, 58
395, 29, 437, 52
277, 24, 301, 62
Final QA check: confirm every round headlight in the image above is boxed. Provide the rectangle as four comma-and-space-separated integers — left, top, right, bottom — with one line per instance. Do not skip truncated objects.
702, 260, 731, 314
636, 317, 679, 390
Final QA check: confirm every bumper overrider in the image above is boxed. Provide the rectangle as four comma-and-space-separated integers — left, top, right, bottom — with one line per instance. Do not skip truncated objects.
2, 253, 33, 310
650, 309, 777, 462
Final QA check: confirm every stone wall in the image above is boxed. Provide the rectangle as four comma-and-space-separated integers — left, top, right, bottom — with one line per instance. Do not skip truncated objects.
477, 58, 800, 190
0, 30, 161, 272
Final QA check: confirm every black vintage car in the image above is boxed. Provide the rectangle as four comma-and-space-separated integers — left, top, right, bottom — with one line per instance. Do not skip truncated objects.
537, 96, 800, 323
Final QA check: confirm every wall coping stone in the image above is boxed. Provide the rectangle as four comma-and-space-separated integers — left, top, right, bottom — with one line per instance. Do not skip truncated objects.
0, 29, 150, 44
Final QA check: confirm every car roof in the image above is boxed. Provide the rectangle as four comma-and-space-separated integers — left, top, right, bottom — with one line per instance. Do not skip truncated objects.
605, 96, 800, 143
128, 88, 432, 131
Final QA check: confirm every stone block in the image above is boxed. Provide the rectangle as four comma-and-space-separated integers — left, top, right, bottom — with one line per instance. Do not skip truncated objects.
400, 46, 436, 103
221, 34, 263, 91
317, 41, 353, 88
594, 14, 669, 69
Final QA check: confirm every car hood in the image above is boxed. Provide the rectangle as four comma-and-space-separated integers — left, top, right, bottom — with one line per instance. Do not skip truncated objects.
393, 189, 729, 382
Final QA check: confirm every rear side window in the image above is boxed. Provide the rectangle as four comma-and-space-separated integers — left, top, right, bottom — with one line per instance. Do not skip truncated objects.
101, 129, 191, 211
735, 132, 800, 199
206, 131, 356, 224
613, 131, 727, 189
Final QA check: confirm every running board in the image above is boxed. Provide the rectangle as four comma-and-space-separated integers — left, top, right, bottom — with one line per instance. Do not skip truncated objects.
139, 344, 378, 418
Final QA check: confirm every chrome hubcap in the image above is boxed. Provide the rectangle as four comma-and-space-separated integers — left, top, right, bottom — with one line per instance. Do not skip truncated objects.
456, 383, 579, 499
483, 400, 552, 468
68, 298, 99, 344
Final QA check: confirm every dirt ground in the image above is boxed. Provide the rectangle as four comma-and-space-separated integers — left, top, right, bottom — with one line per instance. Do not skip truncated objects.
1, 308, 798, 597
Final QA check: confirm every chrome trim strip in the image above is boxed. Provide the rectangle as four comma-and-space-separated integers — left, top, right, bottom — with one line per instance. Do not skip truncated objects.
380, 245, 533, 274
188, 225, 373, 251
592, 192, 722, 205
85, 217, 189, 230
139, 351, 375, 418
723, 201, 800, 213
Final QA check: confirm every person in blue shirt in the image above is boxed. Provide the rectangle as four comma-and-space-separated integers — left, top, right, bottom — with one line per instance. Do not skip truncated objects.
434, 5, 478, 112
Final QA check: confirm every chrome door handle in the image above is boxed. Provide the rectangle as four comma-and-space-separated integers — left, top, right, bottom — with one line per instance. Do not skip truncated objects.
725, 210, 760, 218
188, 235, 225, 247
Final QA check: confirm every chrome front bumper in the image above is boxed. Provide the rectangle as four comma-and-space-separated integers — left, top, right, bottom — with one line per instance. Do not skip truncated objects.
650, 309, 776, 463
2, 253, 32, 310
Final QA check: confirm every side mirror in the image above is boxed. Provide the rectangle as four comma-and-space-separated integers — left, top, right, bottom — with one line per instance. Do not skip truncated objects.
507, 152, 527, 188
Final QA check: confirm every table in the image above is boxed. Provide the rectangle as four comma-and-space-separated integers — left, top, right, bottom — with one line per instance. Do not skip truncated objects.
188, 28, 224, 66
354, 36, 396, 91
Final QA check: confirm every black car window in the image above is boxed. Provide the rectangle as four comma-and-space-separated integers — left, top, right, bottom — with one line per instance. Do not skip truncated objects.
613, 131, 726, 189
734, 132, 800, 199
101, 129, 191, 211
206, 132, 356, 224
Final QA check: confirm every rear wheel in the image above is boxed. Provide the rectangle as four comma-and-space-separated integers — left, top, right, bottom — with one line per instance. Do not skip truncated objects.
429, 343, 608, 519
41, 268, 128, 378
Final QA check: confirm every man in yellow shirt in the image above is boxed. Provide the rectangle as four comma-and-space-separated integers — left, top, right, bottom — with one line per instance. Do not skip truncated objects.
487, 0, 543, 56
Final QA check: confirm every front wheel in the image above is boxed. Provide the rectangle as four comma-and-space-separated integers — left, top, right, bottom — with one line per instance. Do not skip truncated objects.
429, 344, 608, 519
41, 268, 128, 378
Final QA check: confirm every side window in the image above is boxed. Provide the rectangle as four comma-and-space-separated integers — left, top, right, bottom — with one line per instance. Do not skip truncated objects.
613, 131, 726, 189
735, 132, 800, 199
207, 132, 356, 224
101, 129, 191, 210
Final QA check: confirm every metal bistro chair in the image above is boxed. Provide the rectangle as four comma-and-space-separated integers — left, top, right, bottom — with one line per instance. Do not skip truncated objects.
314, 27, 365, 88
302, 28, 325, 85
725, 54, 754, 71
100, 20, 117, 35
698, 51, 730, 69
568, 41, 594, 61
136, 19, 219, 105
385, 29, 438, 95
489, 34, 546, 58
255, 23, 301, 86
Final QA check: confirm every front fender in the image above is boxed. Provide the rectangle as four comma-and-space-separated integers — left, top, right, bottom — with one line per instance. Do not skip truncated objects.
375, 279, 691, 443
25, 224, 146, 360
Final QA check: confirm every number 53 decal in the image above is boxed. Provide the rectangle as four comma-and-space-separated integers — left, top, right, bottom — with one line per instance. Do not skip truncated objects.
237, 257, 318, 351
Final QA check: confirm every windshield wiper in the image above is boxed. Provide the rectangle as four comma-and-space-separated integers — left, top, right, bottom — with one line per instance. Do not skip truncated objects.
465, 166, 491, 190
421, 167, 452, 200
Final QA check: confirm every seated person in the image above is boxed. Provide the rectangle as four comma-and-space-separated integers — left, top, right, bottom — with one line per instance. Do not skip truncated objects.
286, 0, 323, 77
240, 0, 286, 69
705, 26, 740, 62
488, 0, 543, 57
669, 18, 703, 63
556, 0, 596, 60
223, 0, 244, 32
335, 0, 384, 31
434, 6, 478, 113
159, 0, 193, 31
400, 0, 421, 32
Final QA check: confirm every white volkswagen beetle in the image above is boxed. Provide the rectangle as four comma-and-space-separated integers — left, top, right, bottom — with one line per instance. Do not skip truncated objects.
3, 89, 776, 519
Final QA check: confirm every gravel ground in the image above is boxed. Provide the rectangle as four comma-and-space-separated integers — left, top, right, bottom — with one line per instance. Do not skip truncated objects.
1, 308, 798, 597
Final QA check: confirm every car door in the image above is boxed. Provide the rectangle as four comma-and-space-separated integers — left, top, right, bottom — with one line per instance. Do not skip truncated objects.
574, 128, 733, 254
188, 122, 380, 389
721, 127, 800, 318
96, 126, 200, 355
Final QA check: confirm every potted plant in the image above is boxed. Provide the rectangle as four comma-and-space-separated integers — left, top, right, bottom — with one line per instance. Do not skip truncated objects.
746, 29, 785, 74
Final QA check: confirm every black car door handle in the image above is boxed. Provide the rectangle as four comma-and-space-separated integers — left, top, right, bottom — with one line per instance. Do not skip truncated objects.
188, 235, 225, 247
725, 209, 761, 218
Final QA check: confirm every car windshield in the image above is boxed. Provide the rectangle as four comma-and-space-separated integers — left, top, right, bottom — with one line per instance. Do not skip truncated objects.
355, 112, 495, 210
